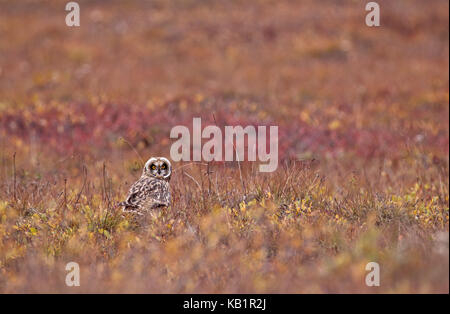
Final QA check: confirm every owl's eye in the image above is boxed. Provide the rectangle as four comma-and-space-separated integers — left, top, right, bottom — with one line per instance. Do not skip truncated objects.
161, 164, 166, 169
151, 165, 156, 170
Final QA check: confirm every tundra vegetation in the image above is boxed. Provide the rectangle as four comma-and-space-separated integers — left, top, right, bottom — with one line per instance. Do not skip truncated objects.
0, 0, 448, 293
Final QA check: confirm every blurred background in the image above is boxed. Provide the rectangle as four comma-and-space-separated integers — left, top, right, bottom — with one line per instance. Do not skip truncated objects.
0, 0, 448, 161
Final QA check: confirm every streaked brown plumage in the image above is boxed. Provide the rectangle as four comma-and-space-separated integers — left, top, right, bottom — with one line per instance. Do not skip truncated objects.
119, 157, 171, 216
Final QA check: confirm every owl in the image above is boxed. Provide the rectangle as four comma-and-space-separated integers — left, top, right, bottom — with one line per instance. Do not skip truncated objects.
119, 157, 172, 216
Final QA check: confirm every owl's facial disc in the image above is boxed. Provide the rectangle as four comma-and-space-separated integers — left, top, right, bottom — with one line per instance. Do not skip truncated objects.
144, 157, 171, 179
159, 157, 172, 179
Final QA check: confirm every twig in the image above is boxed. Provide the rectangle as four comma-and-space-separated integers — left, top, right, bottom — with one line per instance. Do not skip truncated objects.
74, 165, 88, 206
197, 163, 207, 212
64, 178, 67, 213
233, 141, 246, 195
13, 152, 16, 202
206, 162, 212, 195
119, 136, 145, 166
102, 162, 112, 228
103, 162, 111, 209
172, 162, 208, 172
183, 171, 202, 191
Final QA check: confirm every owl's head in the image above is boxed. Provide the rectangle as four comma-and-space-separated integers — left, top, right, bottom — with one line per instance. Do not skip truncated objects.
143, 157, 172, 180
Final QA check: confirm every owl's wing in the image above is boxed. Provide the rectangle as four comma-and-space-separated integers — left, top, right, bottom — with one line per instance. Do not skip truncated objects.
120, 176, 170, 212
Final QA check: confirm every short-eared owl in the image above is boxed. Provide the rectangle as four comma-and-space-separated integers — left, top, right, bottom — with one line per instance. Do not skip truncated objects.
119, 157, 171, 215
